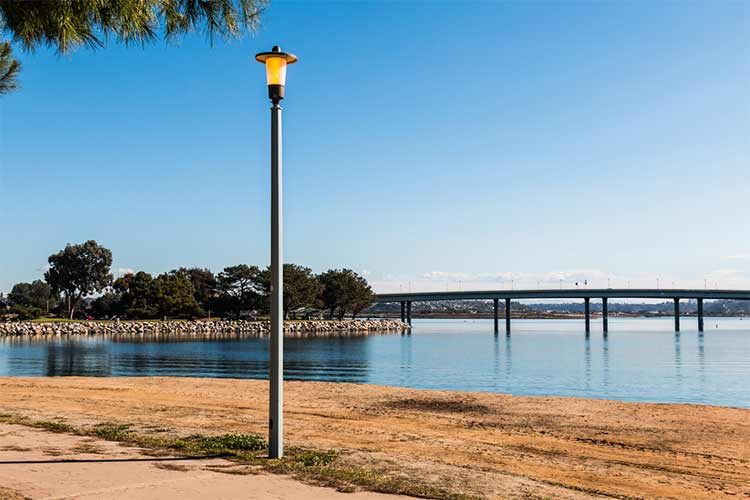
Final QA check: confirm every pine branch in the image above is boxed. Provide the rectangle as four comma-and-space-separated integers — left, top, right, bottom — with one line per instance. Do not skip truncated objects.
0, 40, 19, 94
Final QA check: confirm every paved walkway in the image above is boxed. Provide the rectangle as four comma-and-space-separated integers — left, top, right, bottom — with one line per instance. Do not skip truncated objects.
0, 424, 401, 499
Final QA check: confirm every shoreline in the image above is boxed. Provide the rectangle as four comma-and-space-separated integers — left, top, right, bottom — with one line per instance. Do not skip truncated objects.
0, 372, 746, 409
0, 373, 746, 410
0, 376, 747, 498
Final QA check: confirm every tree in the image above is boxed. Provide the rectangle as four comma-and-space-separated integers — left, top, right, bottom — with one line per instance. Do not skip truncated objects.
0, 41, 19, 94
153, 271, 203, 318
45, 240, 113, 319
9, 304, 42, 320
216, 264, 264, 316
114, 271, 157, 318
9, 280, 56, 313
346, 273, 374, 319
318, 270, 346, 319
280, 264, 321, 318
90, 292, 123, 319
0, 0, 265, 95
178, 267, 217, 313
318, 269, 373, 320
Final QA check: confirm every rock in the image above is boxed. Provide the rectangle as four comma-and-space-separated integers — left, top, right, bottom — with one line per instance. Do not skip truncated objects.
0, 319, 409, 338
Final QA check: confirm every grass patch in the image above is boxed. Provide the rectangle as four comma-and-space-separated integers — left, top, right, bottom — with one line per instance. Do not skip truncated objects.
91, 422, 133, 440
294, 450, 338, 467
164, 433, 268, 457
28, 318, 81, 324
30, 420, 75, 433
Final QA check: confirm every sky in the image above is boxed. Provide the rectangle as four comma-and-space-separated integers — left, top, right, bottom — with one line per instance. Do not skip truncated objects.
1, 0, 749, 294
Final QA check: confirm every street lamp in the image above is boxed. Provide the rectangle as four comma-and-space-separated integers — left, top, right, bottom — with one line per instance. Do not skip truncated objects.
256, 45, 297, 459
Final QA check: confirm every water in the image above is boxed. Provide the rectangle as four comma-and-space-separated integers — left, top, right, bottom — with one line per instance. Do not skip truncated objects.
1, 318, 748, 408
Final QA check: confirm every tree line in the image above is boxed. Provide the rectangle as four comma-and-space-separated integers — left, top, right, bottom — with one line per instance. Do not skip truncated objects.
3, 240, 374, 321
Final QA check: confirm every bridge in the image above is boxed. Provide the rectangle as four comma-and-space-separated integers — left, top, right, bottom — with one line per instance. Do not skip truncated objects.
374, 289, 750, 334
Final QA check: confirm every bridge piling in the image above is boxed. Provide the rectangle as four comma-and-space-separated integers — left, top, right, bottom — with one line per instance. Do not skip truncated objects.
374, 290, 750, 332
584, 298, 591, 334
505, 298, 511, 334
493, 298, 499, 334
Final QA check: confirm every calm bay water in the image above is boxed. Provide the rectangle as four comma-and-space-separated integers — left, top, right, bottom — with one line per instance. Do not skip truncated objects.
1, 318, 748, 408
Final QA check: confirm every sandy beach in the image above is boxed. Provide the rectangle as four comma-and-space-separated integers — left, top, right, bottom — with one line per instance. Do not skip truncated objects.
0, 377, 748, 499
0, 422, 403, 499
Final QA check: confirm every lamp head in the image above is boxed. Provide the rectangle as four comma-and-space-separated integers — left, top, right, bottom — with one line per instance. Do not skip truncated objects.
255, 45, 298, 102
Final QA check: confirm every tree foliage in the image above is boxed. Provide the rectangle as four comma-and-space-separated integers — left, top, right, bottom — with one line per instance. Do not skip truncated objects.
216, 264, 264, 317
280, 264, 322, 318
44, 240, 113, 319
318, 269, 374, 319
89, 291, 122, 319
110, 269, 203, 319
0, 0, 266, 94
114, 271, 157, 318
179, 267, 217, 313
153, 270, 203, 318
8, 279, 55, 312
6, 280, 54, 319
0, 41, 19, 94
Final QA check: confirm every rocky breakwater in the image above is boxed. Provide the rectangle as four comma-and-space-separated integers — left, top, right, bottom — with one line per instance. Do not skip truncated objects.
0, 319, 409, 337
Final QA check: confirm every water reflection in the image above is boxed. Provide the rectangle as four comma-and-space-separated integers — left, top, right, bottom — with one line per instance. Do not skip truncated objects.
504, 333, 512, 379
602, 334, 610, 389
45, 339, 112, 377
492, 333, 500, 388
698, 332, 705, 385
399, 333, 413, 386
584, 336, 591, 390
1, 318, 748, 407
674, 333, 682, 386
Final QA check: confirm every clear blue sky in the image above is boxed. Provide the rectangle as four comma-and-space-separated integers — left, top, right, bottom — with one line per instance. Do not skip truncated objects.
1, 0, 749, 293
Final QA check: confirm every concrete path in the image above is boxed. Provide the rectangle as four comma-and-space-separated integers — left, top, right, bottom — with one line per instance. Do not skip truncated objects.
0, 424, 401, 499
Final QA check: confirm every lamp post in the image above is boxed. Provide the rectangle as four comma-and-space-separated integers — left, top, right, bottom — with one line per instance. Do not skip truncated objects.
256, 45, 297, 459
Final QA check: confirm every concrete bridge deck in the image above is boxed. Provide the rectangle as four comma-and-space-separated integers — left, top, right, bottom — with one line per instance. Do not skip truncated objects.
374, 289, 750, 334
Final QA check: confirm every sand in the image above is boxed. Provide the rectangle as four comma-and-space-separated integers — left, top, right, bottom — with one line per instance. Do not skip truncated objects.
0, 377, 748, 499
0, 422, 402, 499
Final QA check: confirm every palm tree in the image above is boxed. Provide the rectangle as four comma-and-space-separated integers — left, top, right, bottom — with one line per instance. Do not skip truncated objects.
0, 0, 266, 95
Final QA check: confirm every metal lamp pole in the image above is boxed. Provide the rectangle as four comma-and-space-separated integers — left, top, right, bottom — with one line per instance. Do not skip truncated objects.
256, 45, 297, 459
269, 95, 283, 459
